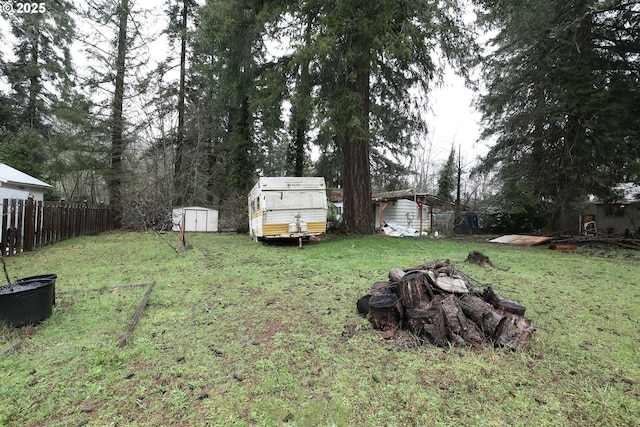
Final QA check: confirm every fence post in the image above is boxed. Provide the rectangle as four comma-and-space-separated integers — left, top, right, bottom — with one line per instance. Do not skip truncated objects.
1, 199, 7, 256
25, 198, 35, 252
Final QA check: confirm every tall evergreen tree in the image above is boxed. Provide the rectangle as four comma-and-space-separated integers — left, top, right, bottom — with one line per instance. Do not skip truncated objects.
289, 0, 477, 233
1, 0, 75, 183
77, 0, 151, 218
477, 0, 640, 231
196, 0, 285, 199
166, 0, 198, 205
437, 146, 456, 202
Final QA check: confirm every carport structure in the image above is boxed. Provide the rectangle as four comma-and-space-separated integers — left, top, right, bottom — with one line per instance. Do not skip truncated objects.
372, 190, 456, 234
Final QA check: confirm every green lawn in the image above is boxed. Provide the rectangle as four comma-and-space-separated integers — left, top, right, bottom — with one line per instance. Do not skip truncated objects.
1, 232, 638, 426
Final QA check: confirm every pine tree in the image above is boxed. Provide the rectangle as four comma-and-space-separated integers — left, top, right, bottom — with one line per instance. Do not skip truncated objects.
477, 0, 640, 231
437, 147, 456, 202
1, 0, 75, 185
309, 0, 477, 233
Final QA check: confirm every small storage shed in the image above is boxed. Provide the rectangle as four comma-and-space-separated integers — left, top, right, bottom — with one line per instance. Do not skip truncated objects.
0, 163, 51, 202
172, 206, 219, 232
372, 190, 455, 234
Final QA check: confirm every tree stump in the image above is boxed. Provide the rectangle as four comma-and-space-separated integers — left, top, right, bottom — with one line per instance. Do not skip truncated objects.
367, 294, 403, 331
494, 314, 535, 350
392, 271, 433, 309
465, 251, 493, 267
406, 298, 448, 346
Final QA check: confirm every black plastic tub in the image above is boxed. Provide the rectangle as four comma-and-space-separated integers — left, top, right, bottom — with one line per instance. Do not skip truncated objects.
0, 274, 57, 327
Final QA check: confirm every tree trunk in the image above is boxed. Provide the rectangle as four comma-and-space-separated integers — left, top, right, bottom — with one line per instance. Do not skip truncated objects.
342, 29, 374, 235
459, 294, 505, 339
174, 0, 189, 206
109, 0, 129, 228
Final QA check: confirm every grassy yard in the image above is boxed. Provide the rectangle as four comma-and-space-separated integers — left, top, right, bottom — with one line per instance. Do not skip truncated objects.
0, 232, 638, 427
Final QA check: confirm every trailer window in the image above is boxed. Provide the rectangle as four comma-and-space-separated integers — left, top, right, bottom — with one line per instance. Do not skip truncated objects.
250, 197, 260, 214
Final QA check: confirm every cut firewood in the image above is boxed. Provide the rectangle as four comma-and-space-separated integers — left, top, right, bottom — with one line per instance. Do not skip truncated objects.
406, 298, 447, 347
459, 294, 505, 339
360, 260, 535, 351
440, 295, 484, 346
403, 260, 450, 272
392, 271, 433, 310
367, 294, 403, 331
482, 286, 526, 316
370, 281, 391, 295
389, 267, 406, 282
356, 294, 371, 317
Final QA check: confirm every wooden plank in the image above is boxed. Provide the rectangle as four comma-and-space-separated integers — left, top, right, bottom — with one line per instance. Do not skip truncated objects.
490, 234, 553, 246
118, 282, 156, 349
548, 244, 577, 251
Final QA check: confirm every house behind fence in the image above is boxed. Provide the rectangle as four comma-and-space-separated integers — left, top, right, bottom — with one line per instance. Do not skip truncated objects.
2, 199, 116, 256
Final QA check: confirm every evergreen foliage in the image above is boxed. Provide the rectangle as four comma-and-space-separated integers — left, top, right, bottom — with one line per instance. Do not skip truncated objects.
437, 147, 456, 202
1, 0, 636, 233
476, 0, 640, 231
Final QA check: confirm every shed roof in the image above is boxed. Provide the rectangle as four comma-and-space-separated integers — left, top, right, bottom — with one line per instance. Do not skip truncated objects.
372, 189, 457, 208
0, 163, 51, 189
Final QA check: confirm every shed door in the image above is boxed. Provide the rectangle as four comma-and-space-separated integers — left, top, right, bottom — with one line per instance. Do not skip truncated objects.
184, 209, 208, 231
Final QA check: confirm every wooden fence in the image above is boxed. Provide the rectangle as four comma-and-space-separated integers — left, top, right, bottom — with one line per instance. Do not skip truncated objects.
1, 199, 116, 257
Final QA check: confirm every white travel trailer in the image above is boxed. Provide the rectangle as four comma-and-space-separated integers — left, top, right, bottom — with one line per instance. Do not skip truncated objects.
248, 177, 327, 241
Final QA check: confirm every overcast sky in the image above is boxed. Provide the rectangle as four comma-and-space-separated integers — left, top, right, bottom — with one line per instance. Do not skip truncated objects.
425, 69, 490, 170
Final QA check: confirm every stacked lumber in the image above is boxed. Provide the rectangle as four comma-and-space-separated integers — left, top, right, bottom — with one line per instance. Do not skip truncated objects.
356, 260, 535, 350
550, 236, 640, 250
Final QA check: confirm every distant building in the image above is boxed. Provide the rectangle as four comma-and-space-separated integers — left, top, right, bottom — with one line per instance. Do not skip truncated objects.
172, 207, 219, 232
0, 163, 51, 202
372, 190, 458, 234
580, 183, 640, 236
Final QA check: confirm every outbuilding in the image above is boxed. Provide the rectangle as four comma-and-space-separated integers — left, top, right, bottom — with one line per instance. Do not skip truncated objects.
580, 183, 640, 236
0, 163, 51, 202
372, 190, 456, 235
172, 206, 219, 232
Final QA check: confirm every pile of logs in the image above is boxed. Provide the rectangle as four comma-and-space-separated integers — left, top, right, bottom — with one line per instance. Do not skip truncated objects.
356, 258, 535, 350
